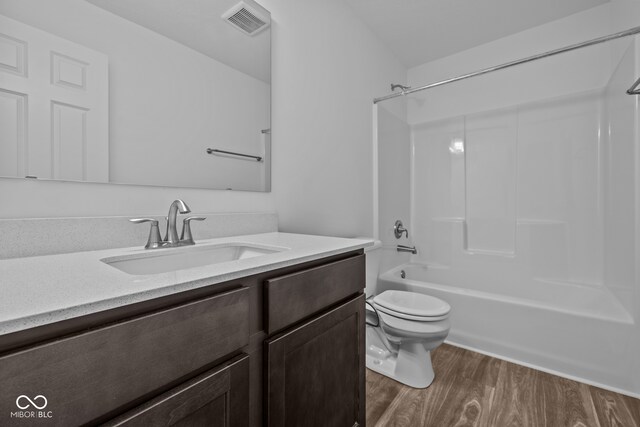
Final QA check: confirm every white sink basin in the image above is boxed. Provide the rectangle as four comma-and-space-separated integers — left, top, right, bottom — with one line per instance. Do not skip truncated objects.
101, 243, 287, 275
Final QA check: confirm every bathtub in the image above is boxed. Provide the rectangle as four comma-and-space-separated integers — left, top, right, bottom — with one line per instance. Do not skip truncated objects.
378, 263, 638, 396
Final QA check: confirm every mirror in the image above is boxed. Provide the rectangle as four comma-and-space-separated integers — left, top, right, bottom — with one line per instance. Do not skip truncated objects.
0, 0, 271, 191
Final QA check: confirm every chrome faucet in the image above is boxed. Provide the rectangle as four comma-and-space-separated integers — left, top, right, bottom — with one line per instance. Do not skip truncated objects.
130, 199, 206, 249
165, 199, 191, 246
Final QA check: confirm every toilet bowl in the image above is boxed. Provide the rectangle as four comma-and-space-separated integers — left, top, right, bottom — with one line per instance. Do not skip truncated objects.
363, 241, 450, 388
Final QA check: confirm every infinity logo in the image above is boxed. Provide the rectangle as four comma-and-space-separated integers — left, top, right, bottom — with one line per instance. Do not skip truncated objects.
15, 395, 47, 410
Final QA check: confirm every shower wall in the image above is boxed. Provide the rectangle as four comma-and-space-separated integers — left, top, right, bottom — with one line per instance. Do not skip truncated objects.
603, 38, 638, 318
376, 102, 411, 274
406, 4, 633, 302
375, 1, 640, 394
411, 88, 607, 296
406, 1, 639, 310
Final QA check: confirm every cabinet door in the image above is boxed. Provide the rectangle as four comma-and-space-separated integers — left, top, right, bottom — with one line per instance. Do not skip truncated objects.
265, 295, 365, 427
105, 354, 249, 427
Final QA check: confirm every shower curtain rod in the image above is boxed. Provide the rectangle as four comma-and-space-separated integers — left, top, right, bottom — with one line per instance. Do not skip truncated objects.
373, 25, 640, 104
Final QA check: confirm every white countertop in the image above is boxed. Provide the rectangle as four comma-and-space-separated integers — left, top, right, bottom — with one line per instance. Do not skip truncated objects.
0, 232, 373, 336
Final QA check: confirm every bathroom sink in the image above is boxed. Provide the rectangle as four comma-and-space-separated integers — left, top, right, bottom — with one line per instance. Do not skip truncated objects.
101, 243, 286, 275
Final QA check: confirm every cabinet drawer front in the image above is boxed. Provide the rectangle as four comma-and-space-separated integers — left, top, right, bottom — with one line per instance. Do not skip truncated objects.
0, 287, 249, 427
105, 354, 250, 427
265, 254, 364, 334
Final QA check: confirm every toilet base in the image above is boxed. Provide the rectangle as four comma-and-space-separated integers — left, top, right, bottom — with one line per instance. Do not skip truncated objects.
365, 325, 435, 389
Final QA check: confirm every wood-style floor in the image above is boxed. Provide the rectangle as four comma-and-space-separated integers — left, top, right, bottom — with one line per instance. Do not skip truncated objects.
366, 344, 640, 427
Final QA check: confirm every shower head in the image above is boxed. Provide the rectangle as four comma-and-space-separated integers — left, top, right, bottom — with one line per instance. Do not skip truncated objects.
391, 83, 411, 93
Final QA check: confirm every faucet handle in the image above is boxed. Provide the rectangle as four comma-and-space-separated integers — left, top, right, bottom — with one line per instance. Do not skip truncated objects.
130, 218, 157, 224
394, 220, 409, 239
130, 218, 164, 249
180, 216, 206, 245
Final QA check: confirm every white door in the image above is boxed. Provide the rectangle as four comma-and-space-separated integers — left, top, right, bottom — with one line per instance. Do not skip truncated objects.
0, 14, 108, 182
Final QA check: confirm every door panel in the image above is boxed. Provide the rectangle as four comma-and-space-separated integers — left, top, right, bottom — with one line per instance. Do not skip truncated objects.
0, 88, 27, 176
0, 14, 108, 181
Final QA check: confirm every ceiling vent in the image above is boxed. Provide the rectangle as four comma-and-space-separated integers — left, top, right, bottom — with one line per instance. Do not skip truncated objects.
222, 1, 271, 36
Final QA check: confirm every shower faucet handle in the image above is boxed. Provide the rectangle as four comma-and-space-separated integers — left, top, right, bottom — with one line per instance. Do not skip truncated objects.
394, 220, 409, 239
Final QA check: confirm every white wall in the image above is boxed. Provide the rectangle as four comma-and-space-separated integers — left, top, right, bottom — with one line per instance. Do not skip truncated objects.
0, 0, 405, 224
261, 0, 405, 238
407, 4, 614, 125
0, 178, 275, 218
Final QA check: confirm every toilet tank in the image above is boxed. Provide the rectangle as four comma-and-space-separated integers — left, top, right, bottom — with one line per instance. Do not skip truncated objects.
363, 240, 382, 297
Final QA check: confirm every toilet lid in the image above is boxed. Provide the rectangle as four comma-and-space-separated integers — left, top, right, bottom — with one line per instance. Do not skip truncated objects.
373, 290, 450, 318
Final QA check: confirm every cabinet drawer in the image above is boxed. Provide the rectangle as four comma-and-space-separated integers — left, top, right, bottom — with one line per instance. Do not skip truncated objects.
265, 254, 364, 334
0, 287, 249, 427
104, 353, 250, 427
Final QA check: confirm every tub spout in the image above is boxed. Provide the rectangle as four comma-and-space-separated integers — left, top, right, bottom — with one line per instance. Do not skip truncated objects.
397, 245, 417, 254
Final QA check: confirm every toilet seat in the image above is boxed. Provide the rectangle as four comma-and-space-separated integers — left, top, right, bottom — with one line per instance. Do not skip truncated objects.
373, 290, 450, 322
377, 310, 450, 336
374, 305, 449, 322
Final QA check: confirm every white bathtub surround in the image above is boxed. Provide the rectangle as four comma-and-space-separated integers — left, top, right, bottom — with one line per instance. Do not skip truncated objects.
0, 233, 373, 335
0, 212, 277, 259
375, 3, 640, 396
376, 104, 413, 273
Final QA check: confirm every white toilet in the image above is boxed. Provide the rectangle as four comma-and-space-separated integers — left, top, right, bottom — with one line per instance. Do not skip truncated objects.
364, 241, 451, 388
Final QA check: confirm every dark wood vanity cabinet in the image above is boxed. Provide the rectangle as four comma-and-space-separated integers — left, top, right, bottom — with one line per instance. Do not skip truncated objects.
0, 250, 365, 427
265, 295, 365, 427
0, 287, 250, 426
263, 254, 366, 427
